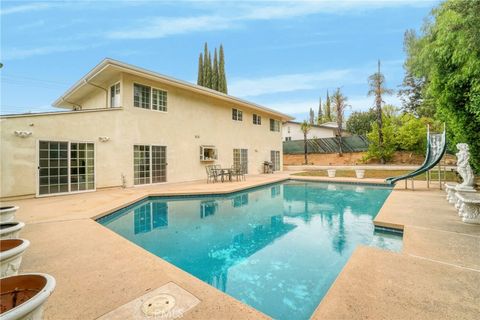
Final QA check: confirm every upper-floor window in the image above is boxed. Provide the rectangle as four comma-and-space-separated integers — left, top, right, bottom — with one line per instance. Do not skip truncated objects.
134, 83, 167, 111
110, 82, 121, 108
285, 137, 292, 141
253, 114, 261, 125
270, 119, 280, 132
232, 108, 243, 121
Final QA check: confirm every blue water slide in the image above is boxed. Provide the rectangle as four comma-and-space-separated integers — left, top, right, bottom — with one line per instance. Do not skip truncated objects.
385, 126, 446, 185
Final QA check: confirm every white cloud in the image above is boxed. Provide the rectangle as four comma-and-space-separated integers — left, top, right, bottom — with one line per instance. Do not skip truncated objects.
106, 15, 233, 39
0, 3, 52, 16
3, 43, 101, 60
230, 69, 354, 97
105, 0, 437, 40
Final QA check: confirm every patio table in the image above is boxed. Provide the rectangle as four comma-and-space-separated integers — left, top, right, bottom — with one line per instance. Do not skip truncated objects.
212, 168, 233, 182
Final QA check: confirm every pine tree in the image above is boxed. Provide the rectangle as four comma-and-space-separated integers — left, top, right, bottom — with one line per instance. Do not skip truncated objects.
324, 90, 332, 121
197, 53, 204, 86
218, 44, 227, 94
317, 97, 323, 124
309, 108, 315, 124
212, 48, 219, 91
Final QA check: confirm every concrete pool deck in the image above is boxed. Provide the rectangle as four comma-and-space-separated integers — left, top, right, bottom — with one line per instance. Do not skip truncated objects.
2, 173, 479, 319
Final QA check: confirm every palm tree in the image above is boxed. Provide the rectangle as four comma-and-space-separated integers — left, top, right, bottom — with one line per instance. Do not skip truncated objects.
332, 88, 348, 156
300, 120, 311, 164
368, 60, 393, 164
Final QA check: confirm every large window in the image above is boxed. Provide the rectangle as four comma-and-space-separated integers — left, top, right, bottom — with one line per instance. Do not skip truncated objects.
271, 150, 280, 171
38, 141, 94, 196
233, 148, 248, 173
270, 119, 280, 132
134, 145, 167, 185
110, 82, 121, 108
232, 108, 243, 121
134, 83, 167, 111
253, 114, 261, 125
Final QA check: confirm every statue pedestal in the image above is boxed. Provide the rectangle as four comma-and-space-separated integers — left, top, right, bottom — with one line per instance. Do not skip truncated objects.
445, 183, 457, 204
455, 185, 475, 192
456, 192, 480, 225
454, 189, 477, 214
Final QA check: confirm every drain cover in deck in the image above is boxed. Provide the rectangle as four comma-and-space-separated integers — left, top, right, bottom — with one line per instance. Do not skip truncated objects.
141, 294, 176, 316
98, 282, 200, 319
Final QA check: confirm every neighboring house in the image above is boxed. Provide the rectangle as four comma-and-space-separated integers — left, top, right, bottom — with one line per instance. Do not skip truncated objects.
282, 121, 349, 141
0, 58, 293, 199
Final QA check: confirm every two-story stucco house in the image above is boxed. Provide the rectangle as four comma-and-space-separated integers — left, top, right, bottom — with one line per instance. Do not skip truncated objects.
0, 58, 293, 199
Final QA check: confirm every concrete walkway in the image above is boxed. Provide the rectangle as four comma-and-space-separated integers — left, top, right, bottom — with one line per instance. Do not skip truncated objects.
2, 174, 479, 319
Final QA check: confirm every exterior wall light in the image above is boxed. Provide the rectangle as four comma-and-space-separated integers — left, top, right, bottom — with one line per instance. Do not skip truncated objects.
14, 131, 32, 138
99, 136, 110, 142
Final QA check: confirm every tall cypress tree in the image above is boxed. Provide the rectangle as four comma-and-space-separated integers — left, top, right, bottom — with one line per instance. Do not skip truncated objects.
325, 90, 332, 121
218, 44, 227, 94
203, 43, 212, 88
317, 97, 323, 124
212, 48, 219, 91
197, 53, 204, 86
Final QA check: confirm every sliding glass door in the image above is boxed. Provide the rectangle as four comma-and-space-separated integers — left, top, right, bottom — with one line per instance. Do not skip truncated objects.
233, 148, 248, 173
38, 140, 95, 196
134, 145, 167, 185
271, 150, 280, 171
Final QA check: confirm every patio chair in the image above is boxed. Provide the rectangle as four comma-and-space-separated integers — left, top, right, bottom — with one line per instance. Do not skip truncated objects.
231, 164, 246, 181
206, 165, 222, 183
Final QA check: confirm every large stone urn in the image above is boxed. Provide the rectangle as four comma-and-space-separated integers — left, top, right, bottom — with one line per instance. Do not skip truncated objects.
0, 273, 56, 320
0, 206, 19, 222
1, 239, 30, 277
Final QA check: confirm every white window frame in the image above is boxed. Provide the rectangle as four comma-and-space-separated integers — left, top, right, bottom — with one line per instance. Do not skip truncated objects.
109, 81, 121, 108
253, 114, 262, 125
36, 139, 96, 198
270, 119, 281, 132
232, 108, 243, 121
133, 83, 168, 112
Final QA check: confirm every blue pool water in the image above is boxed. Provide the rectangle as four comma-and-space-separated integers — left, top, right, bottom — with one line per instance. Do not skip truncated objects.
98, 180, 400, 320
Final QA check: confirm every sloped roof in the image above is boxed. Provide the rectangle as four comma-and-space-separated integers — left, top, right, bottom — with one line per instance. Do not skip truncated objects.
53, 58, 294, 121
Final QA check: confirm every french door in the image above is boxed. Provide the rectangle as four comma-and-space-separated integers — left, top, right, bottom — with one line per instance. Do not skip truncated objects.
233, 148, 248, 173
271, 150, 280, 171
134, 145, 167, 185
38, 140, 95, 196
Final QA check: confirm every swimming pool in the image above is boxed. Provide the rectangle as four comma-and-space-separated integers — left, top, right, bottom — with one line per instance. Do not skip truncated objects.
98, 180, 400, 319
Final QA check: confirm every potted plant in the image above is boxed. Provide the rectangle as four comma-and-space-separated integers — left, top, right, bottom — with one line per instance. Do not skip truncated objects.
355, 169, 366, 179
1, 239, 30, 277
327, 169, 336, 178
0, 206, 19, 222
0, 221, 25, 239
0, 273, 56, 320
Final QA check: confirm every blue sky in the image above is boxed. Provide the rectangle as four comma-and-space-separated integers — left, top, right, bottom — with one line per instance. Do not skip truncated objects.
1, 0, 438, 120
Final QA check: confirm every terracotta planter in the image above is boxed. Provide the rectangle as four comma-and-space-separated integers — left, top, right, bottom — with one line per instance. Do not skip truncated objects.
327, 169, 336, 178
1, 239, 30, 277
0, 206, 19, 223
355, 169, 365, 179
0, 273, 56, 320
0, 221, 25, 240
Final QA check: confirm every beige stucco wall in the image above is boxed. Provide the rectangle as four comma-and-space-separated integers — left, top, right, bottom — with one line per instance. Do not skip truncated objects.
0, 73, 283, 198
